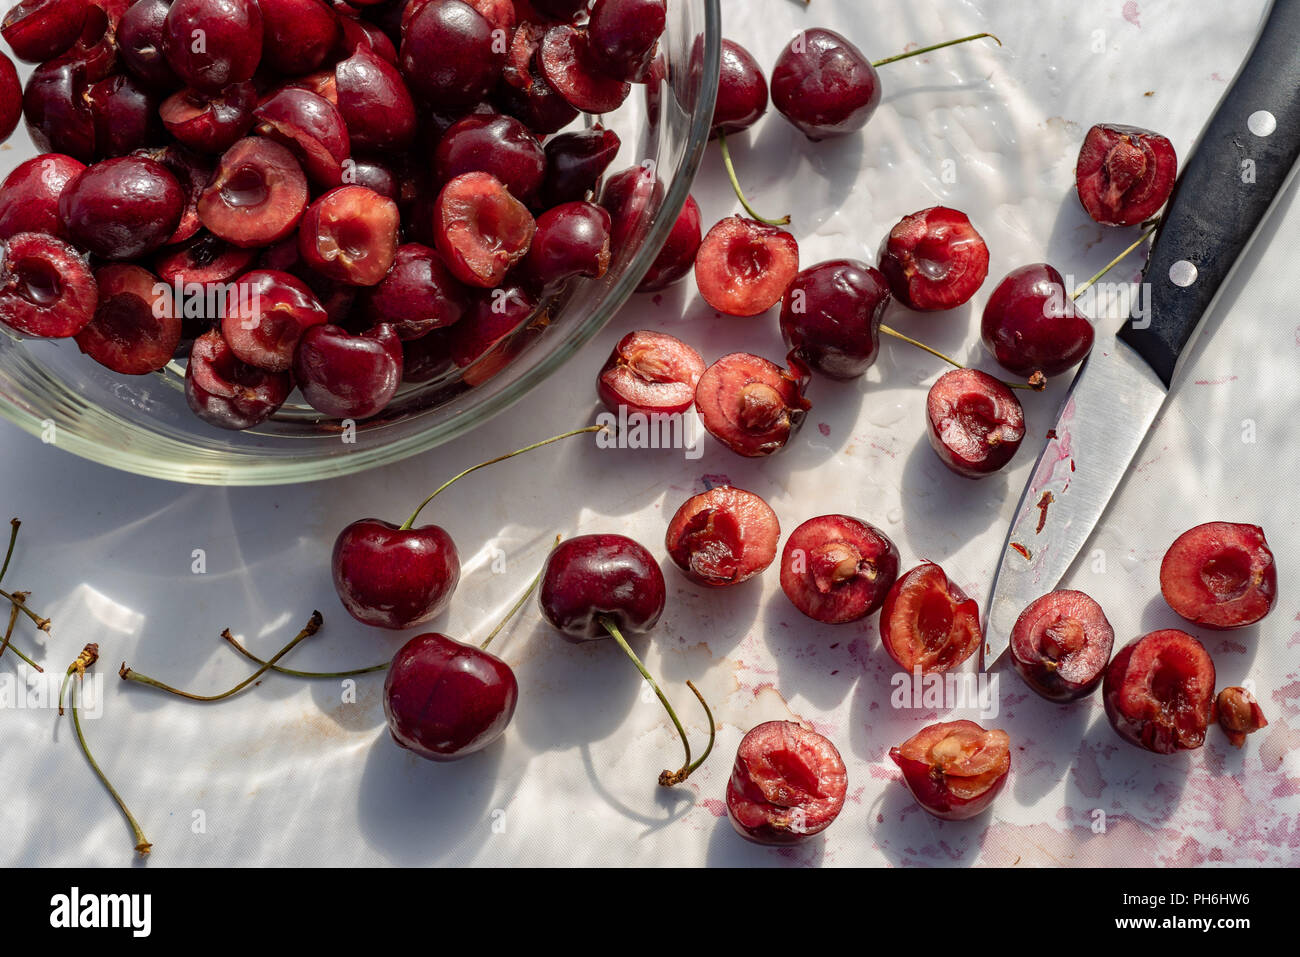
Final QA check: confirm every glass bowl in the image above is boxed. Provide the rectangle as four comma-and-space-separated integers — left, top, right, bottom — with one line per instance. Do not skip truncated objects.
0, 0, 721, 485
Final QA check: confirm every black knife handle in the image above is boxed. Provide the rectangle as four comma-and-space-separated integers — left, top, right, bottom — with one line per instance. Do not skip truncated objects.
1119, 0, 1300, 386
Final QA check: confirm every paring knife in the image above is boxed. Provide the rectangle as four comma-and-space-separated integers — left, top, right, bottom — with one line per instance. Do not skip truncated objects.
982, 0, 1300, 667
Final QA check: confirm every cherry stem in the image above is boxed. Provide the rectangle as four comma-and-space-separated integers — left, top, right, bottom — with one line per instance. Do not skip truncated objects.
223, 632, 387, 678
60, 644, 152, 857
0, 593, 44, 672
716, 133, 791, 227
598, 615, 713, 787
1071, 222, 1160, 301
871, 32, 1002, 68
481, 535, 558, 651
0, 518, 18, 586
120, 611, 323, 701
401, 426, 606, 531
0, 586, 49, 631
878, 324, 1046, 392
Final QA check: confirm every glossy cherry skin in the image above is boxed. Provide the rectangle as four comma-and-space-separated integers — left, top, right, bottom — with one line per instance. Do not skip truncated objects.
0, 50, 21, 143
259, 0, 340, 76
588, 0, 665, 82
981, 263, 1095, 378
0, 153, 86, 239
2, 0, 91, 64
58, 156, 184, 261
711, 39, 767, 137
163, 0, 264, 93
333, 518, 462, 630
434, 112, 546, 203
400, 0, 502, 106
538, 534, 666, 642
384, 633, 518, 761
525, 200, 611, 287
294, 322, 403, 419
637, 194, 701, 293
780, 259, 890, 380
117, 0, 180, 90
771, 28, 880, 140
541, 125, 620, 207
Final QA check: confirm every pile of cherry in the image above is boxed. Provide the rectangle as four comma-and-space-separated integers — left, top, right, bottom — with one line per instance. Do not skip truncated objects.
0, 0, 685, 428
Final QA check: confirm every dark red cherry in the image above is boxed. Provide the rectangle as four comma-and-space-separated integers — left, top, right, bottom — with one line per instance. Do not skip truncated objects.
780, 259, 890, 379
434, 112, 546, 204
293, 322, 403, 419
538, 534, 665, 641
1076, 123, 1177, 227
981, 263, 1095, 378
540, 125, 620, 208
0, 153, 86, 240
771, 28, 879, 141
163, 0, 264, 93
400, 0, 502, 106
2, 0, 90, 64
332, 518, 461, 629
185, 328, 292, 430
637, 195, 701, 293
711, 39, 767, 138
58, 156, 184, 261
587, 0, 664, 82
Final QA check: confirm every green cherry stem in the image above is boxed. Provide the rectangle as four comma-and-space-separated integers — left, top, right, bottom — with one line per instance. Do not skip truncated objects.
716, 133, 791, 228
61, 644, 152, 857
222, 632, 387, 678
120, 611, 323, 701
871, 32, 1002, 68
481, 535, 558, 652
878, 325, 1047, 392
1071, 222, 1159, 301
0, 518, 18, 586
598, 615, 714, 787
400, 426, 606, 531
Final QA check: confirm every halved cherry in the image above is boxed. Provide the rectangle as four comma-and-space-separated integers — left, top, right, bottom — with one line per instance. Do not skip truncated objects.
198, 137, 309, 249
159, 82, 257, 154
695, 352, 810, 457
725, 720, 848, 845
74, 264, 180, 374
877, 206, 989, 312
925, 368, 1025, 478
0, 232, 97, 338
539, 24, 630, 114
154, 232, 258, 289
880, 561, 982, 674
1009, 590, 1115, 702
666, 486, 779, 588
1159, 522, 1277, 630
695, 216, 799, 317
597, 329, 704, 419
889, 720, 1010, 821
252, 87, 351, 189
779, 515, 899, 624
434, 171, 536, 289
185, 328, 292, 430
1216, 686, 1268, 748
1103, 629, 1216, 754
220, 269, 328, 372
297, 186, 400, 287
1075, 123, 1177, 227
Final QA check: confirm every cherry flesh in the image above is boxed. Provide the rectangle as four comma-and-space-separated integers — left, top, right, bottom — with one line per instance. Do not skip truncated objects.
780, 259, 890, 380
293, 322, 403, 419
1103, 629, 1216, 754
597, 329, 704, 419
638, 194, 701, 293
333, 519, 461, 629
926, 368, 1025, 478
220, 269, 328, 372
0, 153, 86, 240
981, 263, 1095, 378
771, 28, 879, 141
890, 720, 1010, 821
495, 21, 579, 135
298, 186, 400, 287
384, 632, 518, 761
185, 327, 292, 429
434, 171, 536, 288
435, 112, 546, 204
198, 137, 309, 249
695, 216, 800, 318
880, 561, 982, 674
711, 39, 767, 138
666, 486, 780, 588
1216, 686, 1268, 748
878, 206, 989, 312
1159, 522, 1276, 630
695, 352, 810, 458
779, 515, 900, 624
75, 264, 181, 374
1009, 590, 1115, 702
363, 243, 469, 340
59, 156, 184, 261
726, 720, 848, 845
539, 24, 630, 114
0, 232, 97, 338
1076, 123, 1177, 227
159, 82, 258, 155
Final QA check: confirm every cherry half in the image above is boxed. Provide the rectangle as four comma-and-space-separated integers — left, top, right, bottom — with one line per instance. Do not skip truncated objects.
596, 329, 704, 419
1009, 590, 1115, 702
538, 533, 715, 786
889, 720, 1010, 820
878, 206, 989, 312
726, 720, 848, 845
779, 515, 900, 624
695, 352, 811, 458
666, 485, 780, 588
1159, 522, 1277, 630
333, 425, 603, 630
1075, 123, 1177, 227
695, 216, 799, 317
1103, 629, 1216, 754
926, 368, 1025, 478
880, 561, 982, 674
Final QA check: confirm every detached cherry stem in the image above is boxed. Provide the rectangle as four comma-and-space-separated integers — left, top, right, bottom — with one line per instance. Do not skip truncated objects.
716, 133, 791, 228
0, 586, 50, 632
400, 426, 606, 531
871, 32, 1002, 68
120, 611, 323, 701
0, 518, 18, 586
598, 615, 715, 787
1071, 222, 1159, 301
878, 325, 1046, 392
60, 643, 152, 857
0, 592, 44, 672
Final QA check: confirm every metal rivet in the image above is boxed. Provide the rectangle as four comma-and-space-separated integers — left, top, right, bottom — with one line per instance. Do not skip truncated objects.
1169, 260, 1198, 287
1248, 110, 1277, 137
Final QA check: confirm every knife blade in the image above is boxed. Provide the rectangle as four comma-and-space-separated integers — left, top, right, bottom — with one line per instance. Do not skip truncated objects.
983, 0, 1300, 666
